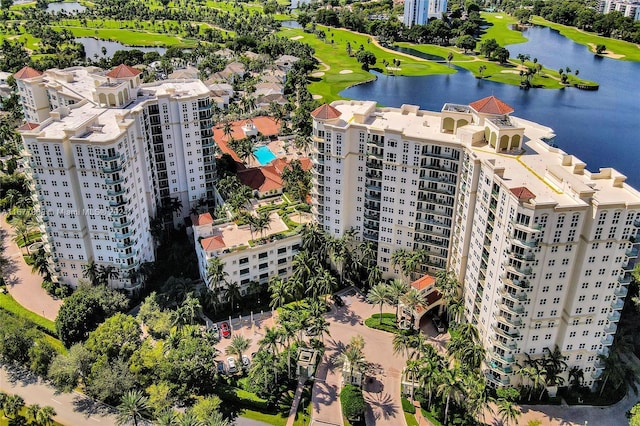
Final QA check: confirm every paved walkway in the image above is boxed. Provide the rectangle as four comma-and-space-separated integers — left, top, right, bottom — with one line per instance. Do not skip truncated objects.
0, 365, 117, 426
286, 377, 307, 426
311, 288, 406, 426
0, 214, 62, 321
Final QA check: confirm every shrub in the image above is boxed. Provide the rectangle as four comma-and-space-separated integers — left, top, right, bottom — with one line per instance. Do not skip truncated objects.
401, 397, 416, 414
340, 384, 365, 422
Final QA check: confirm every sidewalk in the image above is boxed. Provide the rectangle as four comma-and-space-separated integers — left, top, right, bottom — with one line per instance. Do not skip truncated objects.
0, 365, 117, 426
0, 214, 62, 321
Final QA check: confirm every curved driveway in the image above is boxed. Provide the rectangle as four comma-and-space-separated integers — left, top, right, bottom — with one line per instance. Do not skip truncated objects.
312, 289, 407, 426
1, 214, 62, 321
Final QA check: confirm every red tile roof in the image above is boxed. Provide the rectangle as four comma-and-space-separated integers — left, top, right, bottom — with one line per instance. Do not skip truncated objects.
192, 212, 214, 226
18, 122, 39, 131
411, 274, 436, 291
510, 186, 536, 201
237, 165, 283, 193
469, 96, 514, 115
14, 66, 42, 80
311, 104, 341, 120
201, 235, 226, 251
106, 64, 142, 79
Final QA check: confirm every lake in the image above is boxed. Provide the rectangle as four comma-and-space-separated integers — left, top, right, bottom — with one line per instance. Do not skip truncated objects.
46, 1, 86, 13
340, 26, 640, 187
76, 37, 167, 59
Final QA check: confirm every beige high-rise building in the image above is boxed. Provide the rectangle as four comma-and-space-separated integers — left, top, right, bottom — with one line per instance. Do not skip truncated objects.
311, 97, 640, 388
15, 65, 216, 289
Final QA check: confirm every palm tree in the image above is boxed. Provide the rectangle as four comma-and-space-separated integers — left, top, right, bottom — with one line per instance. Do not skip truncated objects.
366, 283, 389, 324
116, 390, 149, 426
155, 408, 179, 426
35, 406, 57, 426
3, 394, 25, 419
31, 245, 51, 281
82, 260, 99, 285
336, 336, 368, 383
392, 333, 413, 359
387, 279, 409, 320
400, 287, 426, 330
206, 257, 228, 292
259, 326, 282, 354
26, 403, 41, 424
542, 345, 567, 387
405, 359, 421, 399
437, 367, 464, 425
390, 249, 409, 280
309, 268, 336, 301
254, 210, 271, 240
568, 366, 584, 390
180, 293, 203, 325
597, 351, 639, 397
497, 398, 520, 426
418, 350, 444, 409
301, 223, 328, 260
225, 335, 252, 364
13, 221, 35, 255
268, 276, 290, 309
98, 264, 119, 286
224, 281, 242, 313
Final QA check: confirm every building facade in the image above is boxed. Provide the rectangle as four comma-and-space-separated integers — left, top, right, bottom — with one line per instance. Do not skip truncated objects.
403, 0, 448, 27
598, 0, 640, 20
15, 65, 216, 289
310, 98, 640, 388
191, 212, 302, 297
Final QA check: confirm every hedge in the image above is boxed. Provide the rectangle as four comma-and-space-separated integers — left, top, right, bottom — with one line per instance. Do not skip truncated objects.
340, 384, 365, 422
401, 397, 416, 414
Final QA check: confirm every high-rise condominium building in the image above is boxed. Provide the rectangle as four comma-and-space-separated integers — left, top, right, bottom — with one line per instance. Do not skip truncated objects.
14, 65, 216, 289
403, 0, 448, 27
310, 98, 640, 388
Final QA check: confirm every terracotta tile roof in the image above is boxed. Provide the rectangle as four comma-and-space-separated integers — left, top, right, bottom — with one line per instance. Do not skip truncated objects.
192, 212, 214, 226
201, 235, 226, 251
106, 64, 142, 78
213, 117, 282, 165
469, 95, 514, 115
14, 66, 42, 79
411, 274, 436, 291
299, 157, 312, 171
311, 104, 342, 120
510, 186, 536, 201
18, 122, 39, 131
237, 165, 283, 192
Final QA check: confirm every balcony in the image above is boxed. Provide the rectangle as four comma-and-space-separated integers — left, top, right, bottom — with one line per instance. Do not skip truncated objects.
363, 221, 378, 231
607, 311, 621, 322
367, 150, 383, 160
509, 236, 538, 248
604, 323, 617, 334
510, 220, 543, 232
106, 176, 124, 185
618, 275, 631, 284
115, 231, 133, 239
500, 282, 529, 298
365, 183, 382, 192
366, 160, 382, 170
491, 352, 515, 364
626, 248, 638, 258
363, 212, 380, 221
107, 188, 126, 197
116, 240, 135, 249
611, 299, 624, 310
601, 335, 614, 346
591, 369, 603, 380
365, 192, 381, 201
366, 172, 382, 180
614, 286, 628, 297
102, 164, 122, 174
509, 251, 535, 261
118, 251, 135, 259
499, 303, 524, 315
635, 219, 640, 227
109, 199, 128, 208
363, 231, 379, 242
496, 314, 522, 328
505, 263, 532, 276
113, 220, 131, 229
485, 373, 510, 386
367, 138, 383, 147
488, 362, 513, 375
100, 153, 120, 162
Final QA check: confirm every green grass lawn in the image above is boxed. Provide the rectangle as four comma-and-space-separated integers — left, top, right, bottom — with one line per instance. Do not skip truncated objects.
479, 12, 528, 46
14, 231, 41, 248
0, 292, 57, 335
531, 16, 640, 62
364, 313, 401, 334
279, 25, 452, 101
405, 412, 419, 426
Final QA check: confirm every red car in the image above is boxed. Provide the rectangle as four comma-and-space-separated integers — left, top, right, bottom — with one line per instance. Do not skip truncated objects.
220, 321, 231, 338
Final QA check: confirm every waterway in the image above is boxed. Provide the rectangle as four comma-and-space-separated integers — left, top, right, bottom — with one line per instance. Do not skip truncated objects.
340, 26, 640, 187
46, 1, 86, 13
76, 37, 167, 59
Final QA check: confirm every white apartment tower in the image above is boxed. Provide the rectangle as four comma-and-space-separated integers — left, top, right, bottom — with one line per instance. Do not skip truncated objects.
14, 65, 216, 289
403, 0, 448, 27
311, 98, 640, 389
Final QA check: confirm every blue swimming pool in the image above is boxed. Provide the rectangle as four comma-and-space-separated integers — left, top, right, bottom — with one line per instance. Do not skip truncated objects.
253, 145, 276, 166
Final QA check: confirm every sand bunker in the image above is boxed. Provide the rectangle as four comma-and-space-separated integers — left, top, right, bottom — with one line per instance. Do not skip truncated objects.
311, 71, 325, 77
290, 36, 303, 40
339, 69, 353, 74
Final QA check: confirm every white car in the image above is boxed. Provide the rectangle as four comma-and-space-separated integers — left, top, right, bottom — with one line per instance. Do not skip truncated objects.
227, 356, 237, 374
210, 323, 220, 339
242, 354, 250, 369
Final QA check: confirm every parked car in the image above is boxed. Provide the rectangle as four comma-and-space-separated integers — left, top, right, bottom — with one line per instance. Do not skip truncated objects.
217, 360, 225, 374
227, 357, 237, 374
242, 354, 250, 369
220, 321, 231, 338
210, 323, 220, 339
332, 294, 344, 307
432, 316, 445, 333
